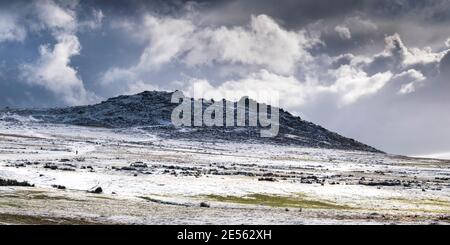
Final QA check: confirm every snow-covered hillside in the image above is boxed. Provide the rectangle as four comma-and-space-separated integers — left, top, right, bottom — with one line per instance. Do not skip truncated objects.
0, 91, 380, 152
0, 119, 449, 224
1, 91, 449, 224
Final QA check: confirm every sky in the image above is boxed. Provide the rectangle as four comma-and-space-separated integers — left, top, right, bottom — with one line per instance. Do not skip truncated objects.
1, 0, 450, 156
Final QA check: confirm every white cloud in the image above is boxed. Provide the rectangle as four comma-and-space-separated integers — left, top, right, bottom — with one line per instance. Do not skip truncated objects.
34, 0, 77, 33
404, 47, 444, 67
341, 33, 449, 95
102, 14, 196, 92
328, 65, 393, 105
182, 67, 392, 109
100, 66, 162, 96
184, 70, 309, 108
379, 33, 445, 69
103, 14, 448, 110
125, 81, 160, 95
183, 15, 318, 75
20, 0, 95, 105
0, 11, 26, 42
344, 16, 378, 34
100, 15, 192, 95
137, 15, 196, 69
112, 14, 319, 75
102, 14, 321, 95
21, 34, 94, 105
446, 38, 450, 47
395, 69, 426, 94
335, 25, 351, 40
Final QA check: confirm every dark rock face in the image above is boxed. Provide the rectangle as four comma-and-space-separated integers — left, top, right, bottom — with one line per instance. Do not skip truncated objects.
1, 90, 381, 153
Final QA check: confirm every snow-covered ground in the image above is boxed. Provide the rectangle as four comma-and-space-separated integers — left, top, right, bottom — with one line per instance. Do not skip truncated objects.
1, 118, 449, 224
418, 152, 450, 160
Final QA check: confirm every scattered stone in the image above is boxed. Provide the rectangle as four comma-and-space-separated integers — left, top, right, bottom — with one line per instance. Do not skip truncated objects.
235, 171, 255, 177
200, 202, 210, 208
131, 162, 148, 168
258, 177, 277, 182
75, 157, 85, 162
438, 215, 450, 221
435, 177, 450, 181
59, 167, 76, 172
358, 179, 402, 186
44, 163, 58, 170
88, 187, 103, 194
62, 163, 77, 168
52, 185, 66, 190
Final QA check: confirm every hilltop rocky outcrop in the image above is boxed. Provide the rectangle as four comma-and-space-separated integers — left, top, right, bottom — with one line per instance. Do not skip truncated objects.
0, 91, 381, 152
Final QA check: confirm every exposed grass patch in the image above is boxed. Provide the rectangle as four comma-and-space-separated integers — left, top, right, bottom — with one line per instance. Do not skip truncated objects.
0, 202, 22, 208
28, 194, 86, 202
20, 190, 47, 194
401, 208, 450, 214
0, 213, 102, 225
205, 193, 351, 210
0, 190, 86, 206
0, 133, 44, 140
416, 199, 450, 207
0, 194, 21, 198
389, 197, 450, 208
139, 196, 189, 207
88, 195, 114, 200
396, 161, 442, 168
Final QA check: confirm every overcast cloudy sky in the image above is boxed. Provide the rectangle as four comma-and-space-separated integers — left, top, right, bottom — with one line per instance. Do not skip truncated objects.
1, 0, 450, 156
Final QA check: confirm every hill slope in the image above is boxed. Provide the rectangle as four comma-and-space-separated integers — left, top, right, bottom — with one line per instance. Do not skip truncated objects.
0, 91, 381, 152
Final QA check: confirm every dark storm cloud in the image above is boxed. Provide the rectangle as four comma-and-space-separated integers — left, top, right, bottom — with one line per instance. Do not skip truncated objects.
191, 0, 363, 27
